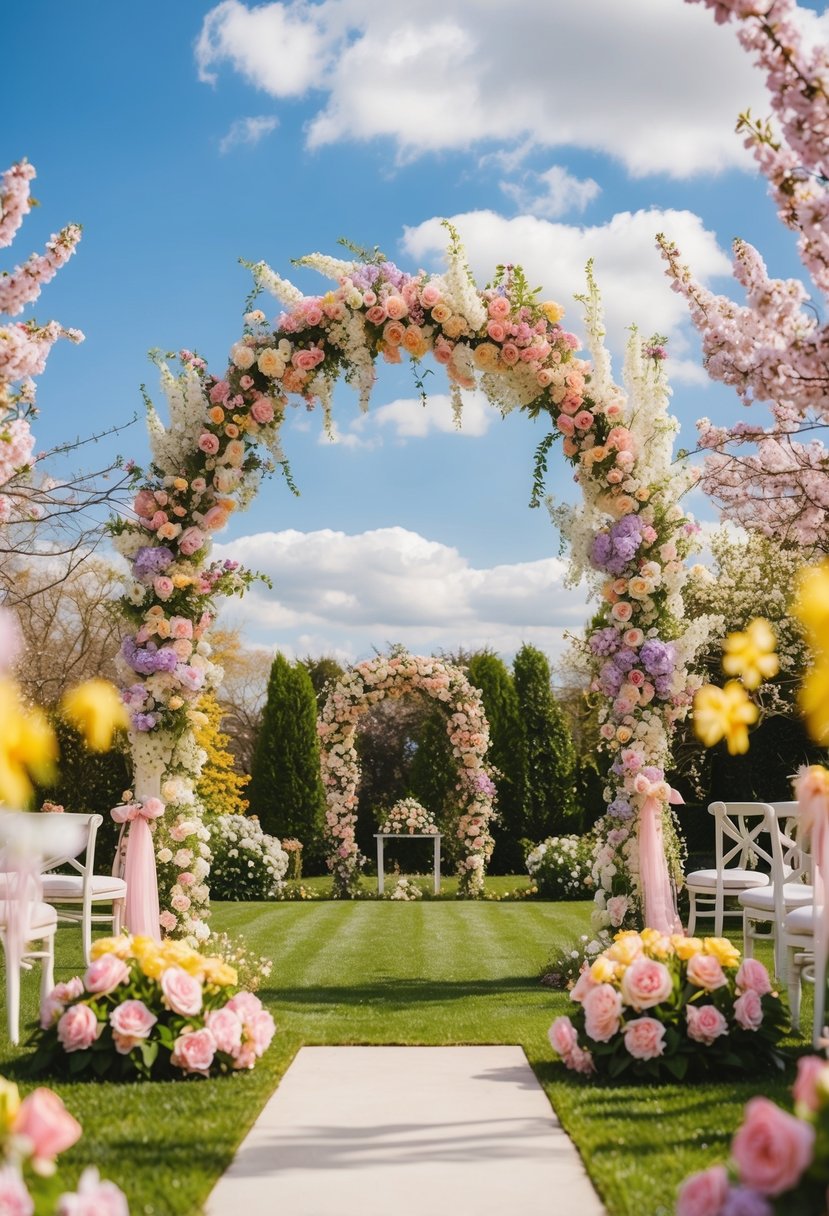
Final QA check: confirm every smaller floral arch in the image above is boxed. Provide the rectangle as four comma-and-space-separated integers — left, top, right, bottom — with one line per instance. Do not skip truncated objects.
317, 652, 496, 898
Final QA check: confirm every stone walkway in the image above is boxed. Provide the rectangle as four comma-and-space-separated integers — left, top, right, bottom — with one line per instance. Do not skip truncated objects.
206, 1046, 605, 1216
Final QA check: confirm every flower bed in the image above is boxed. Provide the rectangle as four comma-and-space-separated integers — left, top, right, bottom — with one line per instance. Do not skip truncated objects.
30, 934, 275, 1079
206, 814, 289, 900
379, 798, 438, 835
388, 876, 423, 901
549, 930, 788, 1081
526, 834, 594, 899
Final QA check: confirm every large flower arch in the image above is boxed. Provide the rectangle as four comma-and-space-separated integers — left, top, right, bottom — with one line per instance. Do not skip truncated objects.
318, 651, 496, 898
112, 231, 709, 939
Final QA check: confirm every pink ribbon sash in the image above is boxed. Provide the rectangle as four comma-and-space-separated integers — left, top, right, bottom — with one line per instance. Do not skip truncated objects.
111, 800, 164, 941
639, 795, 682, 934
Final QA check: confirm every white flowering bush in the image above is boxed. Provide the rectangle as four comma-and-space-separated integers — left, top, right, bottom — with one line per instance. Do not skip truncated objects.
526, 834, 595, 900
206, 814, 289, 900
388, 876, 423, 901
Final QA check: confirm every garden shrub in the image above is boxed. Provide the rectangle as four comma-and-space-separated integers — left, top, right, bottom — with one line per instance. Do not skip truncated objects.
526, 832, 595, 900
206, 814, 289, 900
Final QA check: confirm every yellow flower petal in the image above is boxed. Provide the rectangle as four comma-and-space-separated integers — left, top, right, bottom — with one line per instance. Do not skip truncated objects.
721, 618, 779, 690
0, 680, 58, 807
799, 660, 829, 745
793, 560, 829, 654
693, 681, 759, 755
61, 680, 130, 752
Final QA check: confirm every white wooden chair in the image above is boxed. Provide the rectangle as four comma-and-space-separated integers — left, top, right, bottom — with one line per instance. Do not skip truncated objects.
782, 903, 820, 1042
40, 813, 127, 965
0, 895, 57, 1044
738, 802, 812, 982
684, 802, 772, 937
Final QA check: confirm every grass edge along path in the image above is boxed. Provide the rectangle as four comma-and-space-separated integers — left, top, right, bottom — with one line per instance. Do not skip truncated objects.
0, 897, 804, 1216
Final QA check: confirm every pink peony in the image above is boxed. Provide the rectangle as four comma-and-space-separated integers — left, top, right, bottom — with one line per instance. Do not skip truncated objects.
622, 1017, 666, 1060
793, 1055, 829, 1114
619, 957, 673, 1010
687, 954, 728, 992
734, 989, 764, 1032
731, 1097, 814, 1196
735, 958, 772, 995
548, 1015, 578, 1059
607, 895, 629, 927
205, 1007, 243, 1054
57, 1004, 101, 1053
14, 1088, 82, 1165
178, 526, 205, 556
686, 1003, 728, 1045
160, 967, 203, 1017
84, 953, 129, 995
109, 1000, 157, 1053
56, 1166, 129, 1216
0, 1166, 33, 1216
583, 983, 622, 1043
675, 1164, 729, 1216
250, 1009, 276, 1056
171, 1028, 216, 1076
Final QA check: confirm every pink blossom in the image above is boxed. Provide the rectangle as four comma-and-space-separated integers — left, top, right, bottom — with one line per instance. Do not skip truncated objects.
160, 967, 203, 1017
56, 1167, 129, 1216
622, 1017, 666, 1060
197, 433, 220, 455
583, 983, 623, 1043
14, 1088, 82, 1163
676, 1164, 729, 1216
250, 397, 275, 424
734, 989, 764, 1031
109, 1000, 157, 1052
250, 1009, 276, 1056
619, 957, 673, 1010
57, 1003, 101, 1053
205, 1007, 244, 1054
84, 953, 129, 995
171, 1028, 216, 1076
793, 1055, 829, 1114
687, 954, 728, 992
686, 1003, 729, 1045
488, 296, 510, 320
736, 958, 772, 995
731, 1097, 814, 1196
570, 967, 598, 1003
178, 526, 205, 556
548, 1015, 578, 1059
0, 1165, 33, 1216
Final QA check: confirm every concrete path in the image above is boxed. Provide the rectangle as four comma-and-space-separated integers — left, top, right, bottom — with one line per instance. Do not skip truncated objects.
206, 1045, 605, 1216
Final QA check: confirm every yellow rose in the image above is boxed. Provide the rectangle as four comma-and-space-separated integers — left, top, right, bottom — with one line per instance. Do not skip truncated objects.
91, 935, 133, 961
541, 300, 565, 324
640, 928, 671, 958
590, 955, 618, 983
201, 958, 238, 988
172, 574, 193, 589
607, 933, 643, 965
693, 681, 758, 755
472, 342, 500, 371
703, 937, 741, 968
670, 934, 703, 961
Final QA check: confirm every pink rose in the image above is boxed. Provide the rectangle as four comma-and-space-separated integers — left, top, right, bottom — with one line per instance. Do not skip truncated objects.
109, 1000, 157, 1053
0, 1164, 33, 1215
567, 1045, 596, 1075
487, 296, 510, 320
160, 967, 203, 1017
622, 1017, 666, 1060
384, 294, 408, 321
205, 1007, 243, 1054
619, 957, 673, 1010
676, 1164, 729, 1216
734, 989, 764, 1031
178, 526, 205, 556
292, 348, 321, 372
153, 576, 174, 600
250, 1009, 276, 1056
420, 284, 441, 309
40, 978, 85, 1029
57, 1004, 101, 1053
686, 1003, 728, 1045
202, 505, 229, 531
583, 983, 622, 1043
610, 601, 633, 623
793, 1055, 829, 1114
500, 342, 519, 365
159, 910, 177, 933
574, 410, 594, 431
556, 414, 576, 436
168, 616, 193, 640
486, 320, 506, 343
14, 1088, 82, 1163
731, 1097, 814, 1196
570, 967, 598, 1004
133, 489, 156, 518
365, 305, 387, 325
607, 895, 629, 927
197, 432, 220, 455
170, 1028, 216, 1076
84, 953, 129, 995
735, 958, 772, 995
231, 1041, 258, 1071
56, 1167, 129, 1216
548, 1015, 578, 1059
250, 398, 274, 425
687, 953, 728, 992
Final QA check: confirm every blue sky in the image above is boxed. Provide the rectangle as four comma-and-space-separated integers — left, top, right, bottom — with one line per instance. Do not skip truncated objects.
5, 0, 827, 666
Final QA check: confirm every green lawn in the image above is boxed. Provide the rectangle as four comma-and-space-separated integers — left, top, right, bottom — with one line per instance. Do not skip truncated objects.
0, 897, 806, 1216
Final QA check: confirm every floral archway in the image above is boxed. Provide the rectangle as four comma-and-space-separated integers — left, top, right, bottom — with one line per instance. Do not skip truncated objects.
317, 651, 496, 898
113, 230, 708, 939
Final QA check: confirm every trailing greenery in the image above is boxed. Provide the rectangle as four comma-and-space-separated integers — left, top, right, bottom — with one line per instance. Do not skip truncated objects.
247, 654, 326, 855
513, 644, 578, 839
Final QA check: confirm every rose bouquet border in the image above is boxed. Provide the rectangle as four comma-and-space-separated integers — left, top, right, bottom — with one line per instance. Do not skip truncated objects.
28, 934, 275, 1081
379, 798, 438, 836
549, 930, 789, 1082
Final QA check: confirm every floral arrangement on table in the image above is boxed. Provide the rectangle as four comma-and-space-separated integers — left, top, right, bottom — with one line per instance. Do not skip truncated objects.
548, 929, 788, 1081
29, 933, 275, 1080
280, 837, 303, 880
205, 813, 289, 901
0, 1077, 127, 1214
378, 798, 438, 836
676, 1054, 829, 1216
317, 651, 496, 898
388, 876, 424, 902
525, 833, 595, 900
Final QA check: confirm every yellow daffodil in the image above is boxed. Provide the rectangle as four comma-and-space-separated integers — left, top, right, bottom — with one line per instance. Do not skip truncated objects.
793, 559, 829, 653
541, 300, 565, 324
60, 679, 129, 752
0, 679, 58, 807
0, 1079, 21, 1131
671, 935, 703, 961
799, 659, 829, 745
703, 937, 741, 968
721, 618, 779, 690
693, 681, 759, 755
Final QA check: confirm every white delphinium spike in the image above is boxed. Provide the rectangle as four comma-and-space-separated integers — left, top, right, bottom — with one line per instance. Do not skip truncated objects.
440, 224, 487, 333
251, 260, 305, 307
294, 253, 357, 282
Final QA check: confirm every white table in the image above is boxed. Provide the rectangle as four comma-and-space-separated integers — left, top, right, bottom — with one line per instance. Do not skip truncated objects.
375, 833, 442, 895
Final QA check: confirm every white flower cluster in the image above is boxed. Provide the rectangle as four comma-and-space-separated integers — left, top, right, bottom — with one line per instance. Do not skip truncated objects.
207, 814, 289, 901
379, 798, 438, 835
388, 876, 424, 901
526, 834, 594, 900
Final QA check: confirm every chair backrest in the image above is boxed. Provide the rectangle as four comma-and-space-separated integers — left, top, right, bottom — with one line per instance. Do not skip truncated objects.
710, 801, 776, 874
769, 803, 811, 886
42, 813, 103, 880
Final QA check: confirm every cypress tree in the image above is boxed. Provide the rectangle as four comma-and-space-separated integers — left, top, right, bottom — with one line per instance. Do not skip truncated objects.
513, 643, 577, 841
247, 653, 326, 852
466, 651, 528, 873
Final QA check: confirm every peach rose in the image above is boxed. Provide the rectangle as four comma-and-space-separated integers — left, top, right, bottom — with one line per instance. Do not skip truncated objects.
622, 1017, 666, 1060
384, 294, 408, 320
583, 983, 622, 1043
610, 601, 633, 623
619, 957, 673, 1010
731, 1097, 814, 1196
687, 953, 728, 992
686, 1003, 728, 1045
383, 320, 406, 346
675, 1165, 729, 1216
250, 397, 275, 424
14, 1088, 82, 1164
734, 989, 764, 1031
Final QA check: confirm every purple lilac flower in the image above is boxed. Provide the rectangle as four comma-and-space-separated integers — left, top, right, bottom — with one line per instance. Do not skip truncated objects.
639, 639, 675, 678
132, 545, 175, 582
721, 1188, 772, 1216
612, 647, 637, 674
589, 627, 621, 657
474, 773, 496, 796
608, 798, 634, 820
654, 675, 673, 699
122, 684, 149, 711
590, 515, 645, 576
131, 712, 159, 732
590, 532, 613, 570
598, 662, 624, 698
223, 559, 240, 571
121, 637, 179, 676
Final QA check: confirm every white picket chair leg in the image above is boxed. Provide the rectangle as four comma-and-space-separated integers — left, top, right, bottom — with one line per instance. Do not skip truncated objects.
814, 945, 827, 1049
714, 885, 724, 937
788, 947, 805, 1033
40, 936, 55, 1006
82, 895, 93, 966
687, 893, 697, 937
114, 899, 123, 937
5, 945, 20, 1047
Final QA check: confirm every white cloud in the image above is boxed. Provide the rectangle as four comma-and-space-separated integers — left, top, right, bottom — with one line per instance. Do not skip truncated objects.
362, 391, 495, 441
401, 206, 731, 358
219, 114, 279, 153
197, 0, 767, 177
212, 525, 592, 663
501, 166, 601, 220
